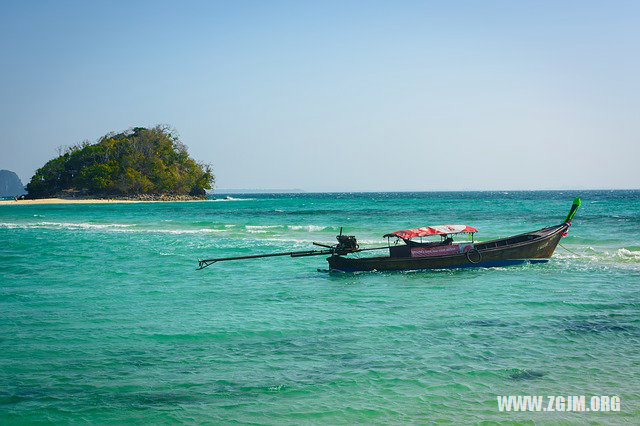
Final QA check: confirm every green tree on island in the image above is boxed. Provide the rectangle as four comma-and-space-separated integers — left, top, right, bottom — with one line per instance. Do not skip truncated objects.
26, 126, 214, 198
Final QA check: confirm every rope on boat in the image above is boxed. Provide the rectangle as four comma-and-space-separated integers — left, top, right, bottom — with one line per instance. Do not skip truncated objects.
558, 243, 582, 257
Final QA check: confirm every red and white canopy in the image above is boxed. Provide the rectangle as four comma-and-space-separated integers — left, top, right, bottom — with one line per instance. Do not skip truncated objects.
384, 224, 478, 239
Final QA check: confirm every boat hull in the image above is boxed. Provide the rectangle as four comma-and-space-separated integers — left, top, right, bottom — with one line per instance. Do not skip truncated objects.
327, 224, 566, 272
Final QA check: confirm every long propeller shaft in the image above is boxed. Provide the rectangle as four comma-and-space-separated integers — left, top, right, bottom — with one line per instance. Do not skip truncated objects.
197, 245, 389, 270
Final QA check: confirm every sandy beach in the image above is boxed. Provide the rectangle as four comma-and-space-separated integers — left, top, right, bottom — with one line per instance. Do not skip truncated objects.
0, 198, 210, 205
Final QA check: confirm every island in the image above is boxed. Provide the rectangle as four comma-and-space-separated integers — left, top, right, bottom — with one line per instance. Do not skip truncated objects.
0, 170, 26, 197
17, 126, 214, 203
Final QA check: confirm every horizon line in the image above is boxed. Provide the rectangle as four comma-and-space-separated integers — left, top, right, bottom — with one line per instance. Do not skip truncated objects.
212, 188, 640, 193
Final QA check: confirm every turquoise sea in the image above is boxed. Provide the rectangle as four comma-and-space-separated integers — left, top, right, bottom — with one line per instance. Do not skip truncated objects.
1, 191, 639, 423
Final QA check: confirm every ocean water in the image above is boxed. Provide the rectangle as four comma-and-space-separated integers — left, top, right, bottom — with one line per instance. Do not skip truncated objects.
1, 190, 639, 423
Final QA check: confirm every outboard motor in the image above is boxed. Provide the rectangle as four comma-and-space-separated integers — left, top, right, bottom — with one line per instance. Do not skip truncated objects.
335, 228, 359, 254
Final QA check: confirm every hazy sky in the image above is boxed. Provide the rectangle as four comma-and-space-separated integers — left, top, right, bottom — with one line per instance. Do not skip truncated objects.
1, 0, 639, 191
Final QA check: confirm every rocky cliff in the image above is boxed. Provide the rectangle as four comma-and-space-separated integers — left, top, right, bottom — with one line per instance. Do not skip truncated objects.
0, 170, 26, 196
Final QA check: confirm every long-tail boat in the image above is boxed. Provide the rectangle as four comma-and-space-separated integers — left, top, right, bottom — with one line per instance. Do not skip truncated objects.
197, 197, 581, 272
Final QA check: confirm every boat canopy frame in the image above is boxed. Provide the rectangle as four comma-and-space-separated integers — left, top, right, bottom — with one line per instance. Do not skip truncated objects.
383, 225, 478, 240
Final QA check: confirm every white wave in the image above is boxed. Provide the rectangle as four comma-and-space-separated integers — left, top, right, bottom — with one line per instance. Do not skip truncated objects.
245, 225, 280, 230
243, 224, 335, 232
0, 221, 227, 235
615, 248, 640, 261
357, 239, 389, 245
243, 237, 315, 243
153, 228, 226, 235
0, 221, 135, 230
41, 221, 135, 229
0, 222, 21, 229
211, 197, 255, 202
555, 244, 640, 265
287, 225, 329, 232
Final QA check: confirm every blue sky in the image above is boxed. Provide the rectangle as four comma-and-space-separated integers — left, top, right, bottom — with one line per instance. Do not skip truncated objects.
1, 0, 639, 190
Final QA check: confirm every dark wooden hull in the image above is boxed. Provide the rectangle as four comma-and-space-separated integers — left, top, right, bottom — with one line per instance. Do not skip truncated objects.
327, 224, 567, 272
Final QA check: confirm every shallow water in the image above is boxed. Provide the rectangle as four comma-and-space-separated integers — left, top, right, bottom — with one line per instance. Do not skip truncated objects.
1, 190, 639, 423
